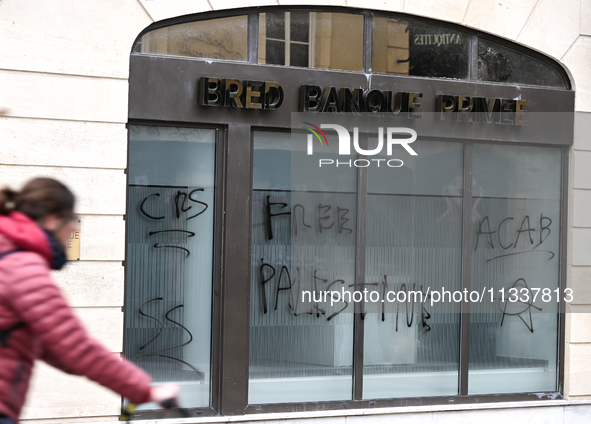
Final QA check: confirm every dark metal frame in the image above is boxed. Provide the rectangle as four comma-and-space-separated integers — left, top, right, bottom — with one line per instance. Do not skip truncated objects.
124, 5, 575, 420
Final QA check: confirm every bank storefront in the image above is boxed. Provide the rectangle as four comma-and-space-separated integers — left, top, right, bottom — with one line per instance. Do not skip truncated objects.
124, 6, 574, 420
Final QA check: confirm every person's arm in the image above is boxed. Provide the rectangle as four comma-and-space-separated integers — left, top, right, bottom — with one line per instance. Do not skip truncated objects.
7, 252, 152, 404
40, 347, 76, 374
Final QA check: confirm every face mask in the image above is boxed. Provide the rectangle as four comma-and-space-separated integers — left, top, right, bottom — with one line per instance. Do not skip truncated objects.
43, 229, 67, 270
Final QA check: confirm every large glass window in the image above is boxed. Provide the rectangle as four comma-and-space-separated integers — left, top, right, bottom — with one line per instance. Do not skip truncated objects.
249, 131, 356, 403
363, 139, 464, 398
468, 144, 561, 394
125, 125, 216, 409
248, 130, 564, 402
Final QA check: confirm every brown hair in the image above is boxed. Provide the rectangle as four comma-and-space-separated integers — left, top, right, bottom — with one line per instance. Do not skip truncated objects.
0, 178, 75, 220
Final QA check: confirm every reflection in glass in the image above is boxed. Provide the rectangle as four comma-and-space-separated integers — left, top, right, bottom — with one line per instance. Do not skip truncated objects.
265, 40, 285, 66
266, 12, 285, 40
125, 126, 216, 409
290, 11, 310, 43
478, 40, 566, 88
363, 139, 463, 398
249, 132, 356, 404
291, 43, 309, 68
259, 12, 363, 71
373, 17, 469, 79
132, 16, 248, 62
469, 144, 561, 394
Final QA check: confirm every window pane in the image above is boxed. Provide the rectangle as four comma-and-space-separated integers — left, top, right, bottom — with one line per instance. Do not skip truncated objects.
266, 39, 285, 65
290, 11, 310, 43
133, 16, 247, 61
478, 40, 566, 88
266, 12, 286, 40
373, 17, 469, 79
290, 43, 309, 67
363, 139, 463, 398
469, 144, 561, 394
125, 125, 216, 409
249, 131, 356, 404
259, 12, 364, 71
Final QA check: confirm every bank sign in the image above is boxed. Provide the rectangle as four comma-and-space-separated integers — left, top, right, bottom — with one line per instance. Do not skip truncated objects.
198, 76, 530, 126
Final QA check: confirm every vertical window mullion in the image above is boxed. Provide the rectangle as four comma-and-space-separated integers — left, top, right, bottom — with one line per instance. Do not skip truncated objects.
364, 13, 373, 74
558, 146, 569, 394
353, 136, 368, 401
220, 124, 253, 414
285, 12, 291, 66
248, 12, 259, 64
468, 34, 478, 82
459, 142, 474, 396
308, 12, 315, 68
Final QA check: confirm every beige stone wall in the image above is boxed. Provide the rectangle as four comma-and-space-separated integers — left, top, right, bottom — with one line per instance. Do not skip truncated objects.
0, 0, 589, 422
0, 0, 152, 421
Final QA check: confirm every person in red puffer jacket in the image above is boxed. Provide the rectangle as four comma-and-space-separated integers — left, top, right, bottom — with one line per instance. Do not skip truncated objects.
0, 178, 179, 424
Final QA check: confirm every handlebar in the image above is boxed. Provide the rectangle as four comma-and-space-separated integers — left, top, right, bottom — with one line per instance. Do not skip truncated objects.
120, 399, 191, 421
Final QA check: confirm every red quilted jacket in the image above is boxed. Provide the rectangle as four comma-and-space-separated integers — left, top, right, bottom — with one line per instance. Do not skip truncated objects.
0, 211, 151, 422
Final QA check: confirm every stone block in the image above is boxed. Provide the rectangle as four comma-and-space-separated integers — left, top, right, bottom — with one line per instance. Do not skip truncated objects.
404, 0, 470, 24
430, 406, 564, 424
51, 262, 124, 308
568, 307, 591, 343
139, 0, 211, 22
570, 267, 591, 304
572, 228, 591, 265
573, 150, 591, 189
572, 189, 591, 227
518, 0, 580, 60
346, 412, 427, 424
564, 404, 591, 422
347, 0, 402, 12
0, 165, 126, 215
278, 0, 345, 5
463, 0, 537, 40
79, 215, 126, 261
581, 0, 591, 36
566, 343, 591, 395
573, 112, 591, 151
0, 70, 128, 123
0, 0, 152, 78
75, 308, 124, 353
563, 36, 591, 112
21, 362, 121, 420
0, 118, 127, 169
211, 0, 277, 10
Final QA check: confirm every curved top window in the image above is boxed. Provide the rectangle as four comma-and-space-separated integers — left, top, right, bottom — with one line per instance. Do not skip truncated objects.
132, 15, 248, 62
132, 7, 570, 89
477, 39, 566, 88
